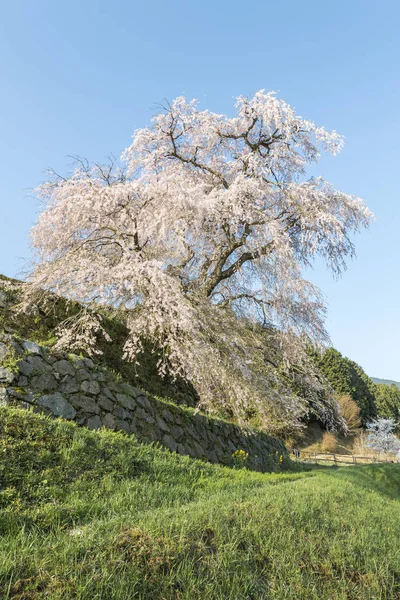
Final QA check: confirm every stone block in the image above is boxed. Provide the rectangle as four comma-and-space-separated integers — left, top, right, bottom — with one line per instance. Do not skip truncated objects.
162, 409, 175, 423
102, 413, 116, 430
134, 407, 148, 421
37, 393, 76, 419
156, 416, 169, 432
98, 394, 114, 412
162, 434, 178, 452
0, 387, 8, 405
0, 342, 8, 362
68, 355, 86, 369
116, 393, 136, 410
208, 451, 219, 463
136, 395, 153, 413
115, 419, 130, 433
227, 439, 236, 453
60, 376, 80, 394
76, 369, 91, 382
113, 406, 132, 420
171, 425, 184, 440
195, 422, 208, 441
87, 415, 102, 430
106, 380, 119, 392
184, 445, 197, 459
31, 373, 58, 391
19, 356, 52, 376
70, 395, 100, 414
80, 380, 101, 395
21, 340, 42, 356
93, 371, 107, 382
119, 383, 141, 397
53, 360, 75, 377
177, 444, 187, 455
8, 388, 33, 402
102, 387, 116, 401
191, 440, 205, 459
0, 367, 16, 384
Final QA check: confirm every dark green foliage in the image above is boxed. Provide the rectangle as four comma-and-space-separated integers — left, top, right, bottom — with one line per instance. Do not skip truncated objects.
316, 348, 377, 424
374, 383, 400, 422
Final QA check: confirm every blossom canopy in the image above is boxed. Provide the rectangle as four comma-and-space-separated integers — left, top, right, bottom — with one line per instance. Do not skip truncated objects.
28, 90, 373, 431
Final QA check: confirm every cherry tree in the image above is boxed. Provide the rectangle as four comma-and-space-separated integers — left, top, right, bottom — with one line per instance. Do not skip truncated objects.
26, 91, 373, 432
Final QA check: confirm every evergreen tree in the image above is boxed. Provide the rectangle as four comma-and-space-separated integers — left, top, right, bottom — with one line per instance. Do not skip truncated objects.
374, 383, 400, 422
316, 348, 377, 424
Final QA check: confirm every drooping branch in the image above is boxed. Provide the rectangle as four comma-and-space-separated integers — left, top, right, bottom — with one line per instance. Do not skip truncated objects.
27, 90, 372, 432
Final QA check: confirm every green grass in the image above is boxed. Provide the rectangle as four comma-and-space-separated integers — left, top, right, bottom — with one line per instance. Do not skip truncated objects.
1, 407, 400, 599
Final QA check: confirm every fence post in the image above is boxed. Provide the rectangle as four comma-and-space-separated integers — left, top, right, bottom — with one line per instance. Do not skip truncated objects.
333, 454, 337, 466
314, 452, 317, 464
353, 455, 356, 465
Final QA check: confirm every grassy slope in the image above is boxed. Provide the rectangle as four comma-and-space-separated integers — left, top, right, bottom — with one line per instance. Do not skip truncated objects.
1, 408, 400, 599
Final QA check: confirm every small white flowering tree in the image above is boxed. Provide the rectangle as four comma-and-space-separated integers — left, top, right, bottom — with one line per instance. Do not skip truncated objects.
366, 418, 400, 455
25, 91, 373, 431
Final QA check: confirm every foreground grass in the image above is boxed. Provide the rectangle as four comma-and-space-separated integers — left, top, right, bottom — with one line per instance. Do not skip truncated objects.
1, 408, 400, 599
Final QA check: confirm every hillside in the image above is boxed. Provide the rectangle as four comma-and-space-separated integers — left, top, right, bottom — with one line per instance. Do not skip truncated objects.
3, 273, 400, 437
1, 407, 400, 599
372, 376, 400, 389
0, 275, 344, 434
2, 276, 400, 597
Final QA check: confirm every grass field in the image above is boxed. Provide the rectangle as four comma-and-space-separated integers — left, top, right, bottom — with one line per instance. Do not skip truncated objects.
1, 407, 400, 599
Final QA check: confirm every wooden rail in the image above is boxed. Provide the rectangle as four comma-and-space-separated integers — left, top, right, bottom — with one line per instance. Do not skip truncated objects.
298, 452, 398, 466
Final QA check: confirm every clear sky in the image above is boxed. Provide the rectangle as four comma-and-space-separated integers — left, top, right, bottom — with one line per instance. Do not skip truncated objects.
0, 0, 399, 379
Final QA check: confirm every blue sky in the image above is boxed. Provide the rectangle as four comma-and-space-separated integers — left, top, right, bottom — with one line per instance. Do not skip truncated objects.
0, 0, 399, 379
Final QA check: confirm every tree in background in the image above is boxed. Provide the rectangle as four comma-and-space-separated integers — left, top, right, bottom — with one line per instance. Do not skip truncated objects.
374, 383, 400, 422
366, 418, 400, 455
25, 91, 372, 432
317, 348, 377, 424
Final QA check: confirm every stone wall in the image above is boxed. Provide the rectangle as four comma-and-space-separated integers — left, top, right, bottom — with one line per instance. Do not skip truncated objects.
0, 332, 287, 471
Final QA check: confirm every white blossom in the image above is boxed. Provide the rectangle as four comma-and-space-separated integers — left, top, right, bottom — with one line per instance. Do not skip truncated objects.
366, 418, 400, 455
26, 91, 373, 431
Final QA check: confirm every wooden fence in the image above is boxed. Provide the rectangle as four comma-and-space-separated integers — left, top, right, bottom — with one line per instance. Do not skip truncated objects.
298, 452, 398, 466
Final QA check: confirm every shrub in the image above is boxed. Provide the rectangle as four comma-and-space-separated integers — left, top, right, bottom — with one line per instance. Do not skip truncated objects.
338, 395, 361, 434
321, 431, 339, 453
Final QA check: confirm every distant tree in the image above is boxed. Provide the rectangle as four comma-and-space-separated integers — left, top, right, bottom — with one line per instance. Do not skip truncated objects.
366, 418, 400, 455
25, 91, 372, 431
316, 348, 377, 424
374, 383, 400, 422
